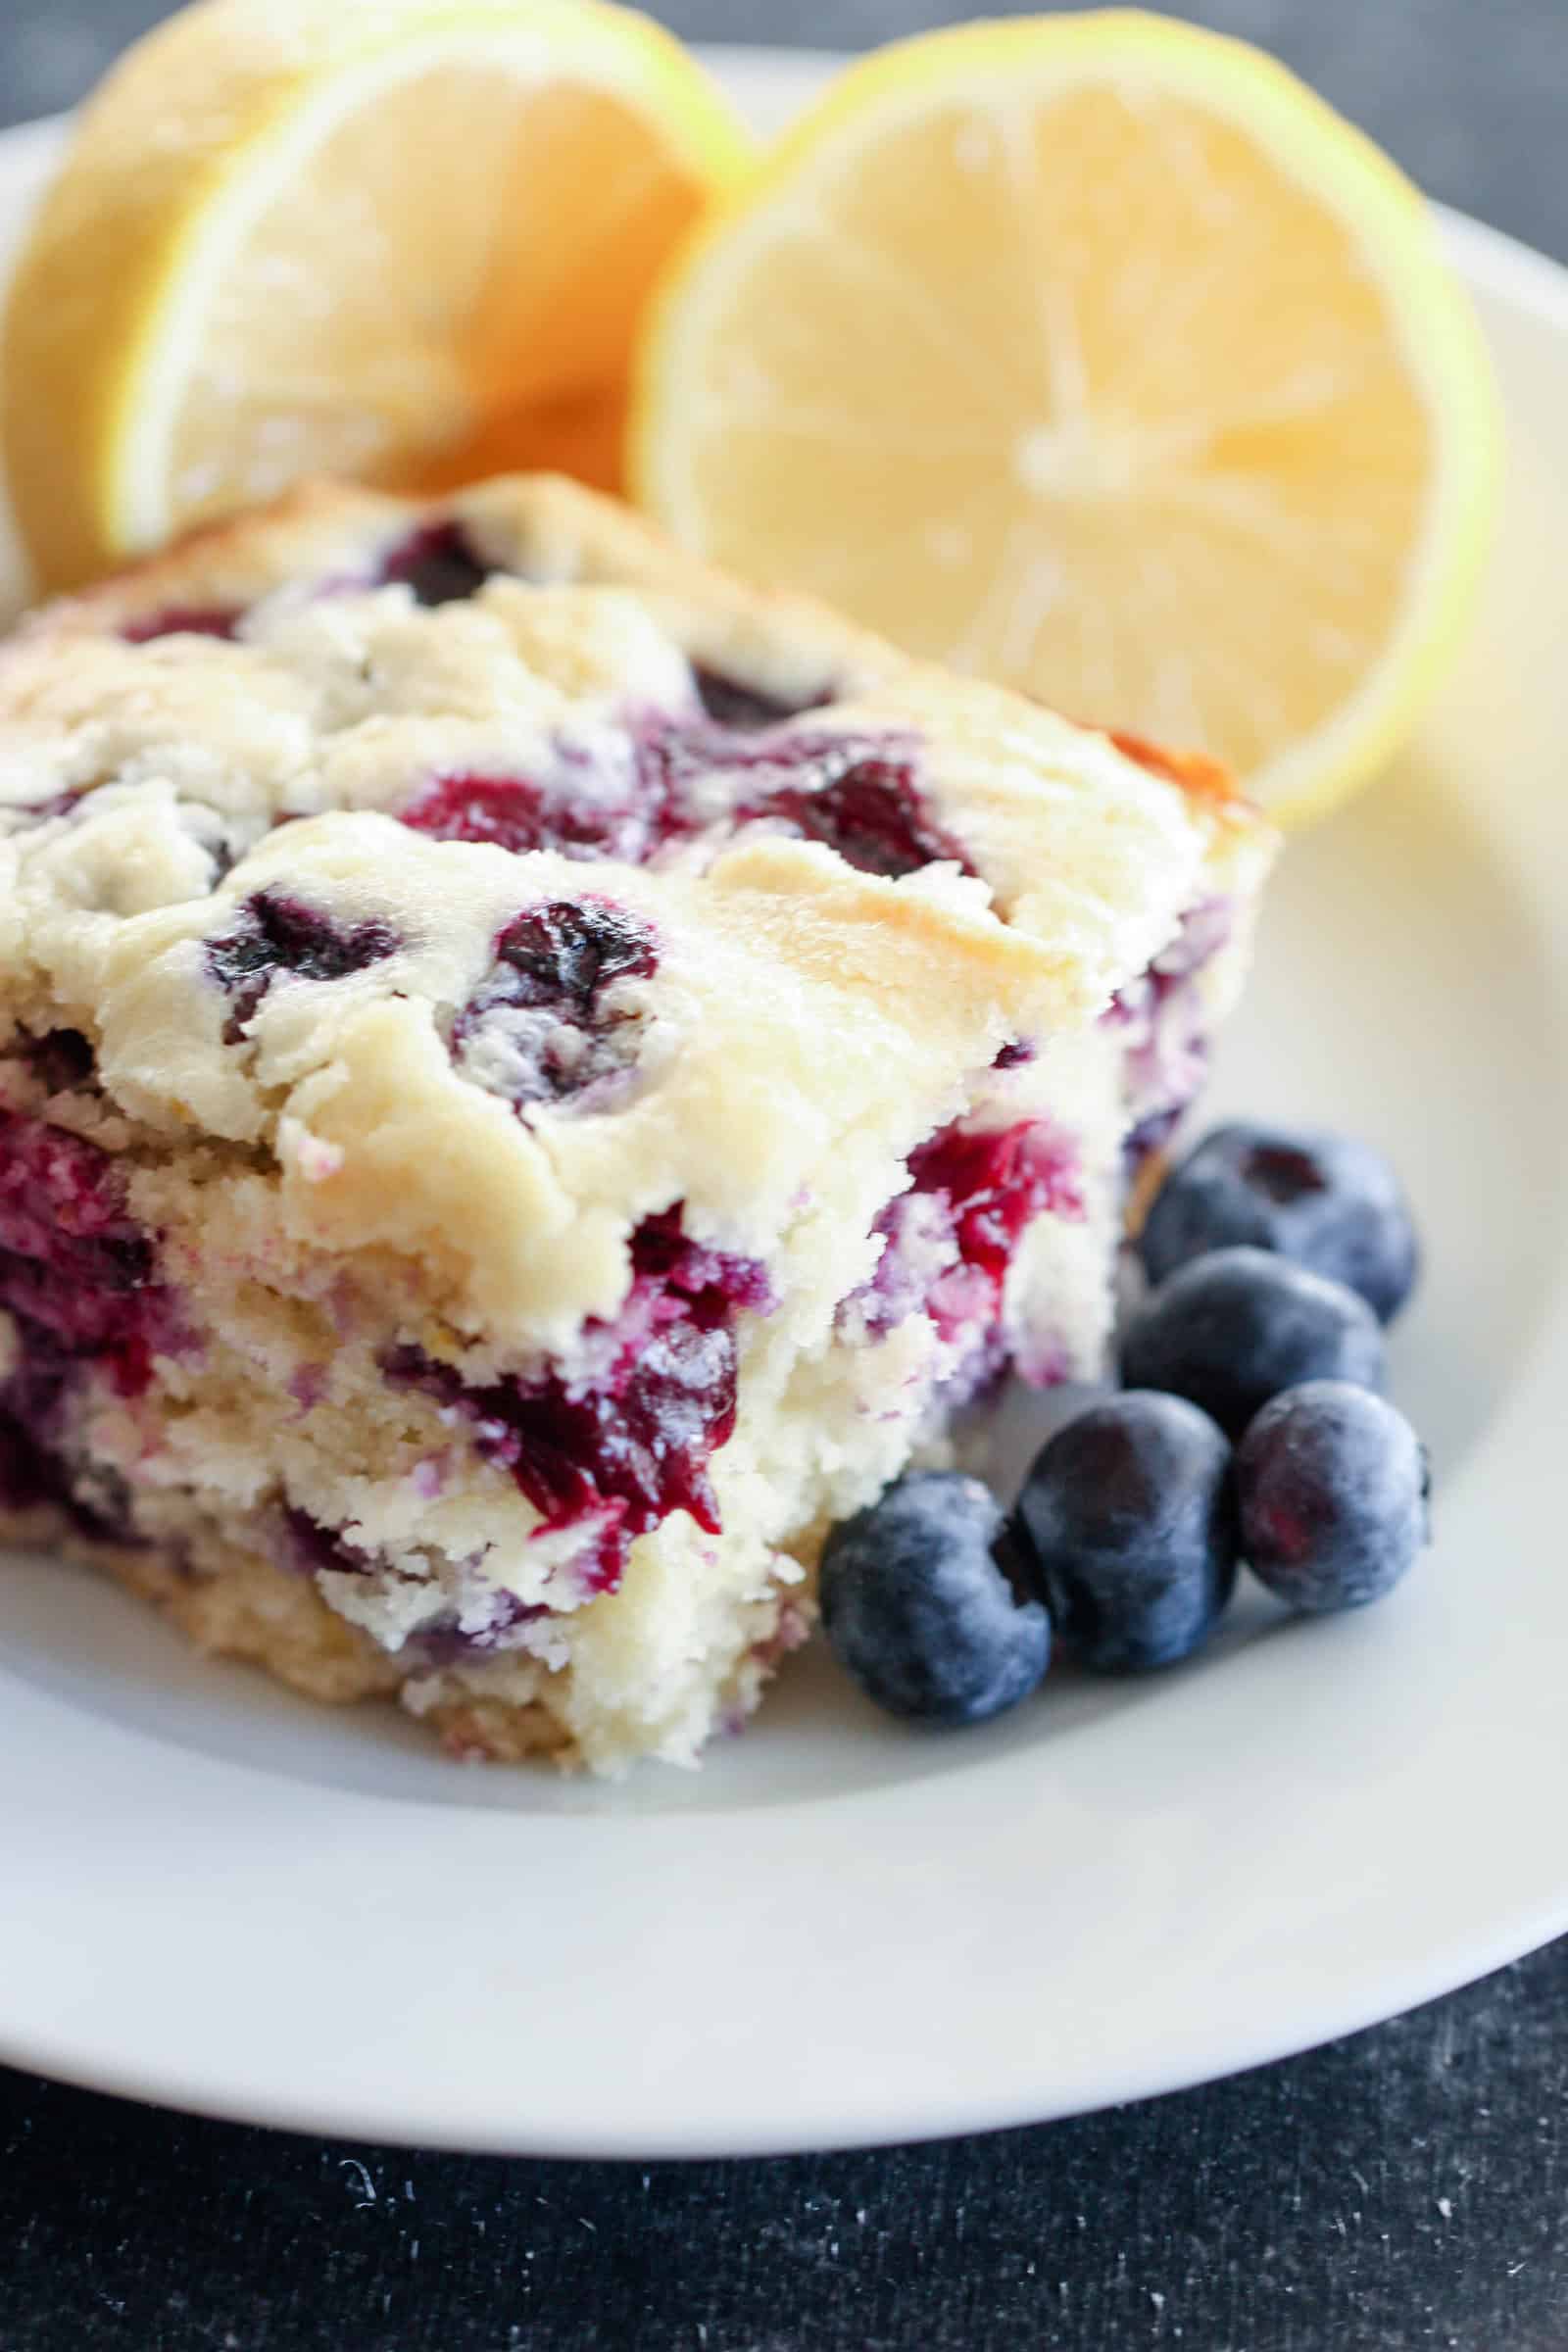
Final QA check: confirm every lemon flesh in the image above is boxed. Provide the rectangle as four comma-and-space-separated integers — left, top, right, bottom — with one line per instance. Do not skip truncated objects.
634, 13, 1499, 822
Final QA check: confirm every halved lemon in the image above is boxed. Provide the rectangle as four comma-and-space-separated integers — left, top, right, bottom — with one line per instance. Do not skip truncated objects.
3, 0, 752, 591
633, 13, 1500, 822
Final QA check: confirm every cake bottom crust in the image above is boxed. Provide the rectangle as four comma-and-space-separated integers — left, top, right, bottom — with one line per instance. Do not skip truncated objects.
0, 1502, 806, 1769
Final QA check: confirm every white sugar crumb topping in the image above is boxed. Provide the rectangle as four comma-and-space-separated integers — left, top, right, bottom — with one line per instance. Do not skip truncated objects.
0, 474, 1270, 1356
4, 473, 1269, 1008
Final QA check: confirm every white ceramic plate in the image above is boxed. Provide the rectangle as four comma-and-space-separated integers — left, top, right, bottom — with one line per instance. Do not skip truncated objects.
2, 48, 1567, 2159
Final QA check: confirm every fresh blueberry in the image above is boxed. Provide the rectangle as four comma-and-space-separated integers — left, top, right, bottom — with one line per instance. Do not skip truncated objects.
819, 1470, 1050, 1725
1013, 1393, 1238, 1673
1119, 1246, 1384, 1438
1236, 1380, 1430, 1612
1139, 1122, 1418, 1323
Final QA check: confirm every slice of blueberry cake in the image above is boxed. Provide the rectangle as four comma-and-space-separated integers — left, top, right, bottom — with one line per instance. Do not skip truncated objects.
0, 474, 1274, 1769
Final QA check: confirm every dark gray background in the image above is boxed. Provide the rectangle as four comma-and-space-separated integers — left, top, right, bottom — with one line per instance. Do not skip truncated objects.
4, 0, 1568, 258
2, 7, 1564, 2349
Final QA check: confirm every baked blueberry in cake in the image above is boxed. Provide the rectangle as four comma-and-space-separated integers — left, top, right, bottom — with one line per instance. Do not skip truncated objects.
0, 473, 1273, 1769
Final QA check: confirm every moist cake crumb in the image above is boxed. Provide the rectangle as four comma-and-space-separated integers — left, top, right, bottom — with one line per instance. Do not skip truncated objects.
0, 472, 1274, 1770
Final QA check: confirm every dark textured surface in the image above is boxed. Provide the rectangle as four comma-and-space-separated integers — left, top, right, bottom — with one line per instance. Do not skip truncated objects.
3, 6, 1564, 2347
5, 1936, 1568, 2350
